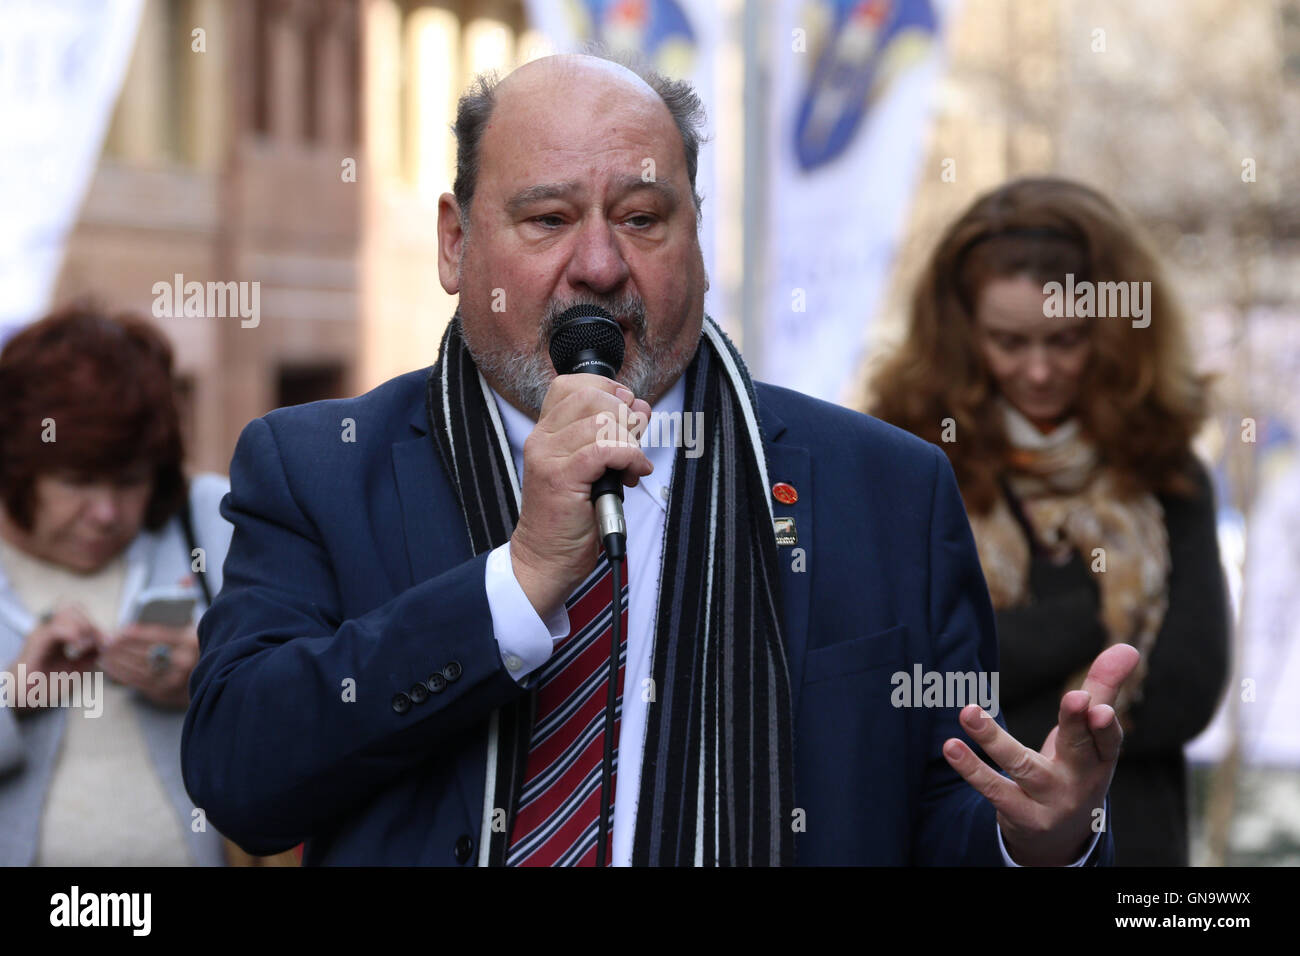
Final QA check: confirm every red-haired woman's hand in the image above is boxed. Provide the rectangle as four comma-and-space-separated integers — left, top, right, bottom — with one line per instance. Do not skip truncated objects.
7, 604, 102, 715
100, 622, 200, 710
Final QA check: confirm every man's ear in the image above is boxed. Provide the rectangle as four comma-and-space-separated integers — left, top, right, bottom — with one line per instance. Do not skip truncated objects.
437, 193, 465, 294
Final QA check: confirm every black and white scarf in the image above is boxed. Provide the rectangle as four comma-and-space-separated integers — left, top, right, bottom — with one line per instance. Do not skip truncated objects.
425, 315, 796, 866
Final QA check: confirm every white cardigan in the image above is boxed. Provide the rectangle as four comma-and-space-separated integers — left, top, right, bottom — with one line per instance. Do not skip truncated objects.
0, 473, 232, 866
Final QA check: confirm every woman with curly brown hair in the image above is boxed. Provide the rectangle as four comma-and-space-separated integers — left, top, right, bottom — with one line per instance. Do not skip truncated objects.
869, 177, 1230, 865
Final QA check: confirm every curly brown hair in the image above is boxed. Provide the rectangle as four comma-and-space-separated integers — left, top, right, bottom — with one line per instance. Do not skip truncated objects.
867, 177, 1210, 515
0, 302, 186, 532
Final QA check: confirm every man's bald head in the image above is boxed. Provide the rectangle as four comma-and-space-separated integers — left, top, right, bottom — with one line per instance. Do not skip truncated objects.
497, 52, 659, 102
451, 52, 706, 229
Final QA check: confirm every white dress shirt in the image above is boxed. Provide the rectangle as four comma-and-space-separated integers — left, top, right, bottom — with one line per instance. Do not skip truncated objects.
480, 377, 1100, 867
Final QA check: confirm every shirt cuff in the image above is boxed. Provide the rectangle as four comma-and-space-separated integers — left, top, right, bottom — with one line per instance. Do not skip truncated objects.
996, 800, 1106, 867
485, 541, 570, 684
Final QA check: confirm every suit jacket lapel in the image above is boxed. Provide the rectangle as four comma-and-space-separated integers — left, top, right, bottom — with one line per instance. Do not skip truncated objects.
760, 403, 814, 716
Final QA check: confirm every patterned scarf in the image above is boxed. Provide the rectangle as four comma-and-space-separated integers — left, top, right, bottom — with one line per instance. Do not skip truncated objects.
965, 399, 1170, 722
425, 315, 796, 866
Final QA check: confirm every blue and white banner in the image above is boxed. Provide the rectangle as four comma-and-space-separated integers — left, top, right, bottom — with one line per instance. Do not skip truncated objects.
521, 0, 727, 333
763, 0, 950, 401
0, 0, 144, 340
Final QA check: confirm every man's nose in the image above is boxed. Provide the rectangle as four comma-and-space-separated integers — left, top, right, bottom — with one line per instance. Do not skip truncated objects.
564, 217, 630, 294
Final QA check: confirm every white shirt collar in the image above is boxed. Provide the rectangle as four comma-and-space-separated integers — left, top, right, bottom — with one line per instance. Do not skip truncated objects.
491, 375, 685, 513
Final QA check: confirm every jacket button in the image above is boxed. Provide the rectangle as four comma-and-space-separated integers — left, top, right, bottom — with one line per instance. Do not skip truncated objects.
453, 834, 474, 864
442, 661, 463, 682
391, 692, 411, 714
409, 683, 429, 704
426, 672, 448, 694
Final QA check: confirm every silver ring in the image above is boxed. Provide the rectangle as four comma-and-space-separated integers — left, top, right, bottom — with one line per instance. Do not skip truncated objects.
148, 643, 172, 673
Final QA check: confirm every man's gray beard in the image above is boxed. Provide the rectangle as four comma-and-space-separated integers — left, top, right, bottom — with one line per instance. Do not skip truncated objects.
459, 293, 694, 416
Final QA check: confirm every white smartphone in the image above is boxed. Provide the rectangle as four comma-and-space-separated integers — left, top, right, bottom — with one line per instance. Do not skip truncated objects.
132, 589, 198, 627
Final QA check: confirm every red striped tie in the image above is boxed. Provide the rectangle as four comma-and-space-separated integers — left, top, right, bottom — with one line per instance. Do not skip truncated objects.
506, 556, 629, 866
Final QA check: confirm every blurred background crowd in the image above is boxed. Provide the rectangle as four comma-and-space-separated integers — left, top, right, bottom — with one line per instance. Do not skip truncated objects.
1, 0, 1296, 866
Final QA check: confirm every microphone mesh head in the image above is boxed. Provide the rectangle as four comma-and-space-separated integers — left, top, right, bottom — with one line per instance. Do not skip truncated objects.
548, 305, 625, 376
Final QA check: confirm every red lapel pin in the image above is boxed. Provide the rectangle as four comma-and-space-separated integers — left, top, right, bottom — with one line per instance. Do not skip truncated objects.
772, 482, 798, 505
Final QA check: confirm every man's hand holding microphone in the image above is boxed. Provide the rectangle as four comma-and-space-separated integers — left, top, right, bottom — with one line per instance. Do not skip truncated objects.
509, 373, 652, 621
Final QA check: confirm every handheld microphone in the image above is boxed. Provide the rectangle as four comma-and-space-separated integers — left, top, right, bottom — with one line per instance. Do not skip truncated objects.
548, 305, 628, 561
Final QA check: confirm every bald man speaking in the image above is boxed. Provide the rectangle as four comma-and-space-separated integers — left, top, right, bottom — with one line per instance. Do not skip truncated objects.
182, 53, 1134, 866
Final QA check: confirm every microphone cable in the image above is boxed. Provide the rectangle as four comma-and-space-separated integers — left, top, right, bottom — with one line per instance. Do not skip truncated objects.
595, 549, 622, 868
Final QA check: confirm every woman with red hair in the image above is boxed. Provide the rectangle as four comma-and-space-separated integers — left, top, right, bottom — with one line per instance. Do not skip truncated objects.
869, 178, 1230, 865
0, 304, 230, 865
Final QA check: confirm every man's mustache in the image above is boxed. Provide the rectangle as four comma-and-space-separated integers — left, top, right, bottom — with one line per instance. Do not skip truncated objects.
536, 295, 648, 347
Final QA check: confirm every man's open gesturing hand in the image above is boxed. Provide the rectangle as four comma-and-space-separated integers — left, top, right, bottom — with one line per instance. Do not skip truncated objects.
941, 643, 1140, 866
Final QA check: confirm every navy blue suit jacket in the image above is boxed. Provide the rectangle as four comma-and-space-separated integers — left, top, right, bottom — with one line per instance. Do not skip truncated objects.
182, 366, 1113, 865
